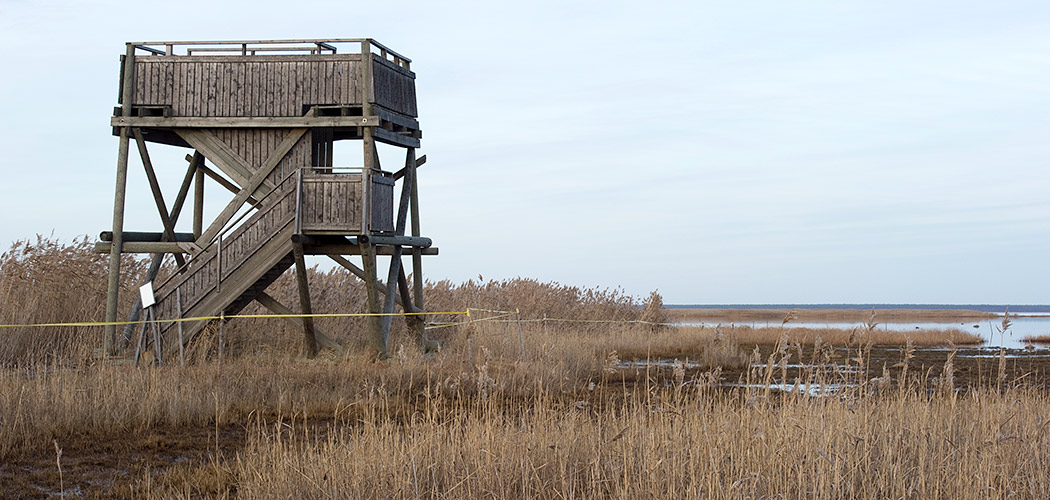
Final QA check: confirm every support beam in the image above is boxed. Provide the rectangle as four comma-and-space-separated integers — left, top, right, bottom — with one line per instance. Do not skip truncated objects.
378, 147, 414, 338
193, 152, 204, 238
176, 129, 256, 190
168, 152, 201, 230
104, 43, 136, 355
359, 241, 385, 359
392, 154, 426, 181
291, 242, 319, 358
93, 241, 437, 255
254, 292, 344, 354
197, 128, 306, 246
100, 231, 195, 242
326, 254, 419, 312
115, 151, 198, 342
191, 158, 261, 206
112, 115, 380, 128
409, 144, 425, 326
132, 128, 186, 267
401, 148, 428, 345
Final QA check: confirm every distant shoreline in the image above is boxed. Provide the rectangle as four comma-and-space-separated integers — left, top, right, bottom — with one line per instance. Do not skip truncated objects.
665, 307, 1002, 323
665, 304, 1050, 314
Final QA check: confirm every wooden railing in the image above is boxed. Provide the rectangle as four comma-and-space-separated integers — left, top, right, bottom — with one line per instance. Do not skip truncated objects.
295, 168, 395, 235
128, 38, 411, 69
151, 173, 298, 322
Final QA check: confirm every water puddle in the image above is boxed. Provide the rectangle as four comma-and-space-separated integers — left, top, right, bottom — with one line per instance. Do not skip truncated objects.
679, 316, 1050, 350
723, 382, 847, 397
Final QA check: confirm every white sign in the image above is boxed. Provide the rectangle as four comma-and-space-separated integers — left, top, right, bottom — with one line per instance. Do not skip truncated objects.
139, 282, 156, 308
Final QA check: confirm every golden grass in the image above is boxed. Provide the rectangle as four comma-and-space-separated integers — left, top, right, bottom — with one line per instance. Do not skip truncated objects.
3, 317, 1050, 498
0, 237, 667, 366
226, 385, 1050, 500
668, 307, 998, 323
3, 238, 1049, 498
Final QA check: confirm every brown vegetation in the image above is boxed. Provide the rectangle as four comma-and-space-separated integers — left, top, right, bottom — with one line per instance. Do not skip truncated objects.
0, 236, 666, 367
2, 238, 1049, 499
1024, 335, 1050, 345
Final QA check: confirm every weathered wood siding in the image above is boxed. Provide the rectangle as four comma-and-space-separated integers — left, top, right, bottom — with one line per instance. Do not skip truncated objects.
205, 128, 312, 187
298, 173, 393, 234
371, 56, 418, 117
370, 175, 395, 233
299, 173, 363, 233
131, 54, 417, 118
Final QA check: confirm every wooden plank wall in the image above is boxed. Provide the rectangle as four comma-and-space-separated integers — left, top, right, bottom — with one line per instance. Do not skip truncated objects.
205, 128, 312, 186
370, 175, 395, 232
300, 173, 363, 232
372, 56, 418, 117
133, 55, 365, 117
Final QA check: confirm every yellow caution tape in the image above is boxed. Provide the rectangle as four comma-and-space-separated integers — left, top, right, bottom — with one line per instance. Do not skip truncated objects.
0, 310, 470, 329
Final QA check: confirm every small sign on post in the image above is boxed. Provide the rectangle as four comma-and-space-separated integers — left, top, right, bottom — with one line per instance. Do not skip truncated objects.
139, 282, 156, 308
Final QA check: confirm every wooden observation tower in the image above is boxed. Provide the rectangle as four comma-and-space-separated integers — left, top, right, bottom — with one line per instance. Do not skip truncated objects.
97, 39, 435, 359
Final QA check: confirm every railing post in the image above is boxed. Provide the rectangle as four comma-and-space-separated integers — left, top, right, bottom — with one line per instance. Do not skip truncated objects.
294, 168, 303, 234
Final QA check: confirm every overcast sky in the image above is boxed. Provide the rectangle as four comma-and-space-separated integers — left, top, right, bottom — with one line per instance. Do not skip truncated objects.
0, 0, 1047, 304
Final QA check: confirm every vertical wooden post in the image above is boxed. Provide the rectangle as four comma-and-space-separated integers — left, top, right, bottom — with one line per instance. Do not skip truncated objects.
358, 41, 385, 357
176, 288, 185, 367
380, 148, 415, 340
218, 312, 224, 365
134, 310, 147, 366
151, 310, 163, 365
104, 43, 136, 355
360, 41, 375, 235
409, 152, 425, 319
516, 309, 526, 360
360, 239, 385, 359
193, 154, 205, 239
292, 239, 319, 358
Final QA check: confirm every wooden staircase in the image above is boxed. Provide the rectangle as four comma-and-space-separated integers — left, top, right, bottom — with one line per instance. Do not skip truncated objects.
150, 175, 298, 345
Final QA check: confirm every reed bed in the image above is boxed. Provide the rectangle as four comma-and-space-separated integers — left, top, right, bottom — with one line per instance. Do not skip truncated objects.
3, 238, 1049, 498
4, 319, 1050, 499
1024, 335, 1050, 345
225, 385, 1050, 500
0, 237, 666, 366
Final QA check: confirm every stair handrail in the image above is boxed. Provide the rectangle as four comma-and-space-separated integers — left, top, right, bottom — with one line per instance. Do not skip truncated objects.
153, 172, 299, 292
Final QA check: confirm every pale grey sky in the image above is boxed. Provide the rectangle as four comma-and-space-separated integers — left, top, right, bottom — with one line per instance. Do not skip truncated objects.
0, 0, 1047, 304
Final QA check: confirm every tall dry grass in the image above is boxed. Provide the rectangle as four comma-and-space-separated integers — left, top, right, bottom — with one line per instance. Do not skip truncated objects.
4, 318, 1050, 498
0, 236, 152, 365
0, 237, 666, 364
3, 239, 1049, 499
223, 385, 1050, 500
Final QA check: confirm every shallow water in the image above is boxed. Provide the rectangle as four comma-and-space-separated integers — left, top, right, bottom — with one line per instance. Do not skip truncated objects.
679, 316, 1050, 350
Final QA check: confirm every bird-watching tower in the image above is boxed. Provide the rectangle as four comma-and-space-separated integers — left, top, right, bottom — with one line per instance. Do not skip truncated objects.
98, 39, 434, 359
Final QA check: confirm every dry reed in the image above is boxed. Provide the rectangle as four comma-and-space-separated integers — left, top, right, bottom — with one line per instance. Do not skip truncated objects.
3, 239, 1049, 499
1023, 335, 1050, 345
